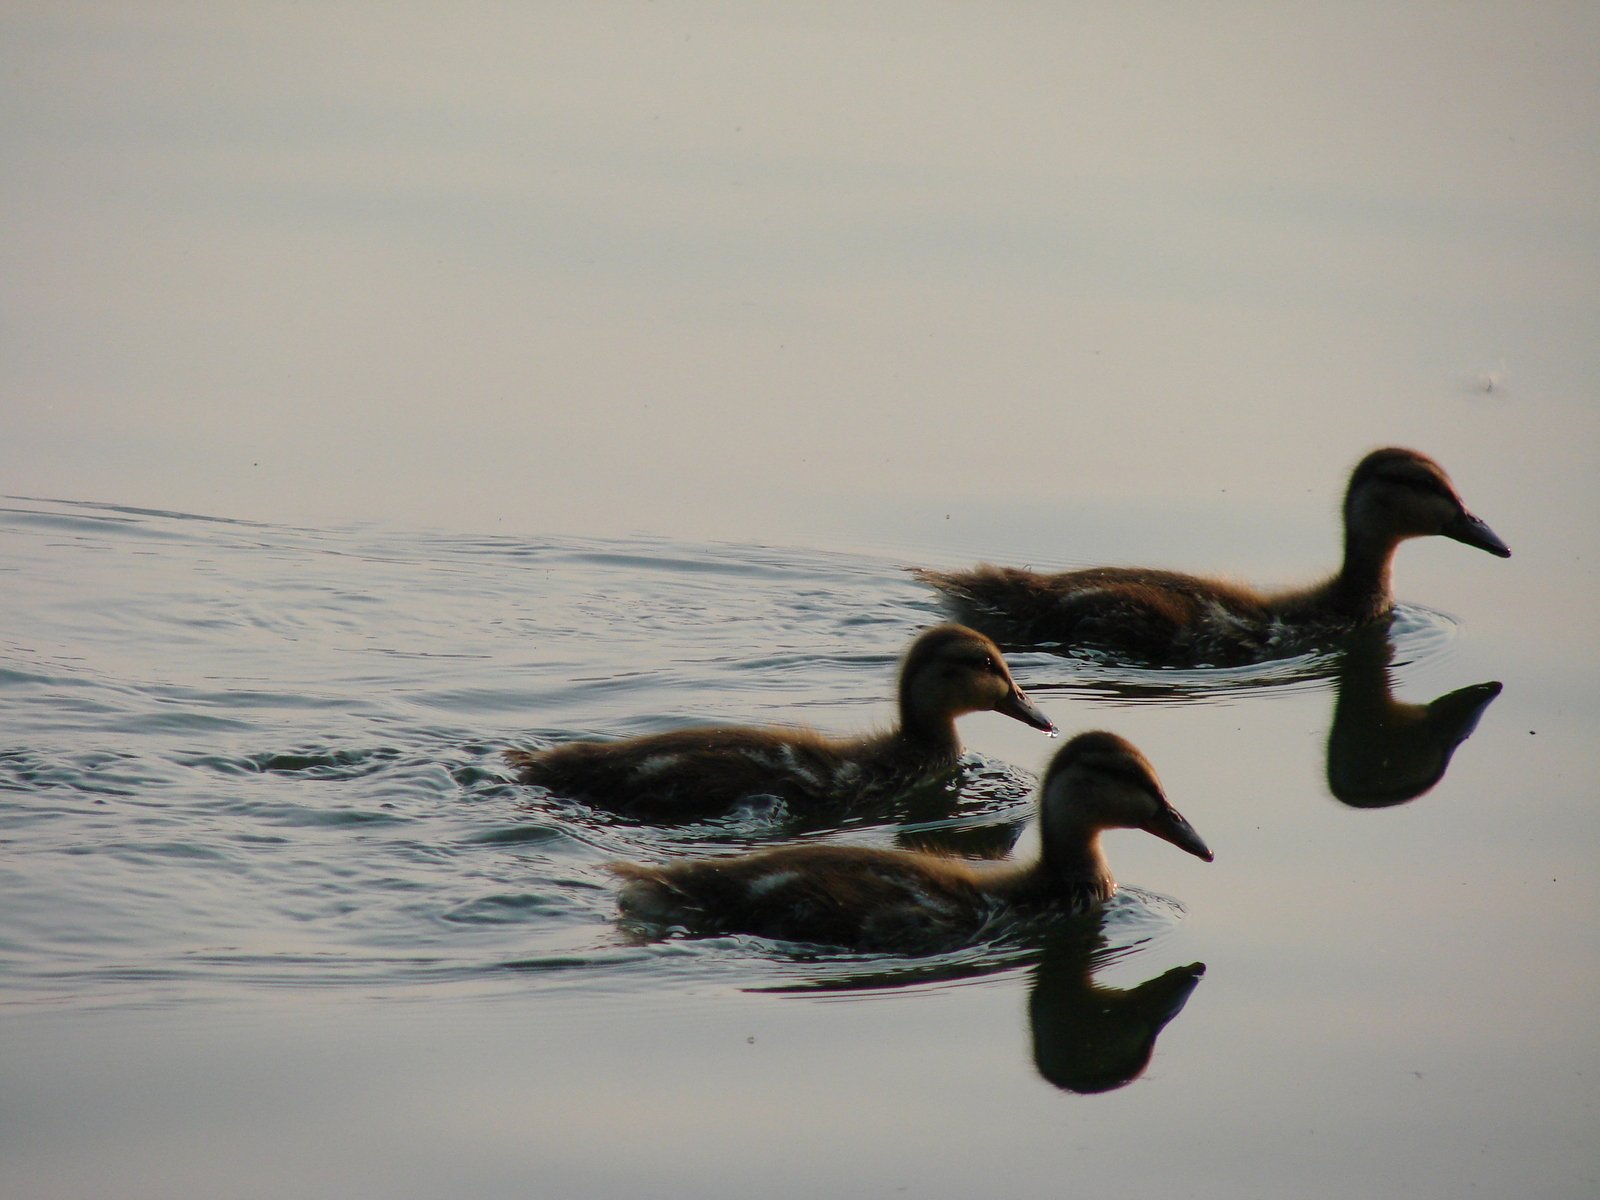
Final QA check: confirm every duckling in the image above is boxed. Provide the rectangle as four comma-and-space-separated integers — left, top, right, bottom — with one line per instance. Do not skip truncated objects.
609, 731, 1213, 952
505, 624, 1054, 818
914, 447, 1510, 666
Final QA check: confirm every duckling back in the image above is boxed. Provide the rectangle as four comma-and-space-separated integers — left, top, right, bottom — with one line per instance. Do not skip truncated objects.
509, 727, 898, 818
612, 845, 996, 951
915, 564, 1277, 665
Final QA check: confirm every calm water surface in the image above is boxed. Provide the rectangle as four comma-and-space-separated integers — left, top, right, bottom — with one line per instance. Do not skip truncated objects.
2, 495, 1595, 1199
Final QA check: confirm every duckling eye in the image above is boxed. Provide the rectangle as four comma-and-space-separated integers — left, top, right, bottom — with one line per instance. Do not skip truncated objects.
950, 654, 998, 677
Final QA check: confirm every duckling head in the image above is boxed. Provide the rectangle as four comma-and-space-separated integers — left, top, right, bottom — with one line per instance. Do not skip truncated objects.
1346, 448, 1511, 558
1039, 731, 1214, 863
899, 624, 1055, 734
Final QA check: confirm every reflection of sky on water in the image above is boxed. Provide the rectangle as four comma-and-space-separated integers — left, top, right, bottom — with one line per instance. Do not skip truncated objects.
4, 5, 1597, 551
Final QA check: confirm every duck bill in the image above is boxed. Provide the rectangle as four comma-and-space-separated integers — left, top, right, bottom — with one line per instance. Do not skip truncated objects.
1144, 807, 1214, 862
995, 685, 1056, 733
1443, 509, 1511, 558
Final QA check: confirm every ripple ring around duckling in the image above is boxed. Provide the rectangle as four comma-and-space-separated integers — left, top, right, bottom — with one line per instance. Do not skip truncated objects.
1020, 602, 1465, 706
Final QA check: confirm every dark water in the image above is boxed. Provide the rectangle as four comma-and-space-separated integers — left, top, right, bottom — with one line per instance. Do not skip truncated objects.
3, 496, 1595, 1199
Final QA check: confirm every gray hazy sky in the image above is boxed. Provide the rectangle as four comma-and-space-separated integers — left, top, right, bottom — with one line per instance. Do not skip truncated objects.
4, 4, 1596, 545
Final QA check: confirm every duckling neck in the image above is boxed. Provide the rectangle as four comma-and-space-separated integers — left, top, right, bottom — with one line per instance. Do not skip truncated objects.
1336, 528, 1399, 617
1311, 527, 1399, 622
895, 691, 963, 761
1029, 829, 1116, 906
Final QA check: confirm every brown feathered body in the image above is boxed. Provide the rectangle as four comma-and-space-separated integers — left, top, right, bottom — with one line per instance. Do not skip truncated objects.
506, 624, 1053, 818
914, 448, 1509, 666
509, 724, 956, 819
611, 843, 1021, 951
610, 731, 1214, 952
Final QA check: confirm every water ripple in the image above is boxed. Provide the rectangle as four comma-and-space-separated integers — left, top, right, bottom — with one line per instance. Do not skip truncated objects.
1, 495, 1205, 1007
1016, 603, 1464, 705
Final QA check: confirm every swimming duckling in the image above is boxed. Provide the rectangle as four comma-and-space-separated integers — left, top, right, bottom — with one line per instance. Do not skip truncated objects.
609, 731, 1213, 952
505, 624, 1054, 818
914, 447, 1510, 666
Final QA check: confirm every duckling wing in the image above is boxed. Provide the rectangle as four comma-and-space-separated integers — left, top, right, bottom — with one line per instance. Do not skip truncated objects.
509, 728, 853, 816
619, 846, 991, 951
919, 565, 1271, 662
1044, 571, 1257, 656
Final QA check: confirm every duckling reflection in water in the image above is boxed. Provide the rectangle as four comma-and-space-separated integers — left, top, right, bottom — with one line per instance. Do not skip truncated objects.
1326, 624, 1502, 807
914, 448, 1509, 666
506, 624, 1054, 819
609, 732, 1213, 953
1029, 930, 1206, 1094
